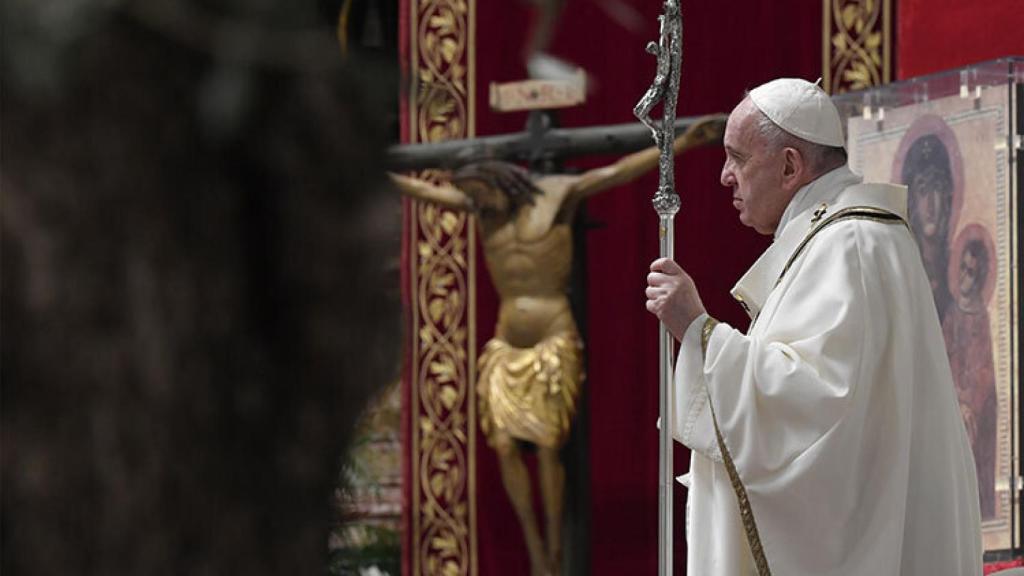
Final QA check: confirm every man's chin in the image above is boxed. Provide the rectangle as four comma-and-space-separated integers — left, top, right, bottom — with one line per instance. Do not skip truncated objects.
738, 213, 761, 233
741, 217, 774, 236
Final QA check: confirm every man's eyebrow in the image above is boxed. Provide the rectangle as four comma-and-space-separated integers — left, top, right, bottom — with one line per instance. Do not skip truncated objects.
725, 145, 746, 158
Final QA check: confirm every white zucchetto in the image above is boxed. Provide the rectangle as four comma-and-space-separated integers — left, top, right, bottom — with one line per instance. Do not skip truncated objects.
748, 78, 846, 148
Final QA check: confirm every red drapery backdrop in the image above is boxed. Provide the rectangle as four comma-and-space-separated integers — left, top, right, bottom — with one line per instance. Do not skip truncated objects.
897, 0, 1024, 79
467, 2, 822, 574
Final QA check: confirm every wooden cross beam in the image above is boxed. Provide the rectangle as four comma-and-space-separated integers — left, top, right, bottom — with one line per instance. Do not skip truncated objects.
386, 114, 722, 172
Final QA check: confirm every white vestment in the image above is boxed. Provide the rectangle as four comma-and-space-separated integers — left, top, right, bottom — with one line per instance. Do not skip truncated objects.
674, 166, 982, 575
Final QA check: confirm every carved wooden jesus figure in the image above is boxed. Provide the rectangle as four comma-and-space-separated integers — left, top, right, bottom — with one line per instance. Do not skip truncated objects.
391, 116, 723, 576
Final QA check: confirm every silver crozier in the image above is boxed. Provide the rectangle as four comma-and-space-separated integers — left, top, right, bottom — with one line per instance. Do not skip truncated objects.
634, 2, 683, 574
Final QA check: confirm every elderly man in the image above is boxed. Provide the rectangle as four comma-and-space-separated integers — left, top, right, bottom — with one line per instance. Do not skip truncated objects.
645, 78, 982, 575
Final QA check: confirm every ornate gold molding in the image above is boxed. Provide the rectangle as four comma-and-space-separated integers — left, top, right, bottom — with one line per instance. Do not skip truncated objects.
823, 0, 891, 94
408, 1, 476, 575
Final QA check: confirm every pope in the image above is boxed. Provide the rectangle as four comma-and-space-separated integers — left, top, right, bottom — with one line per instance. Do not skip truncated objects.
645, 78, 983, 575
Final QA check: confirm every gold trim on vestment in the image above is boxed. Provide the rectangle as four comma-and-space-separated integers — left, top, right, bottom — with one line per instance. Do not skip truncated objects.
699, 315, 770, 573
775, 206, 907, 289
701, 313, 769, 572
701, 317, 719, 358
708, 402, 773, 576
743, 207, 904, 334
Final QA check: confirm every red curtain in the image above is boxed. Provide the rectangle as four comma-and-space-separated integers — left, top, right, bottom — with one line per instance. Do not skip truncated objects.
468, 2, 823, 574
897, 0, 1024, 79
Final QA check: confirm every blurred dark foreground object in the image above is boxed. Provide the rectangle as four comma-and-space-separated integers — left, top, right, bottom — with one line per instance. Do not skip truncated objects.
1, 2, 401, 574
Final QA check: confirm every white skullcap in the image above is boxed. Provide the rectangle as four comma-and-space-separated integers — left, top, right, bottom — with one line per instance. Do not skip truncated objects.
748, 78, 845, 148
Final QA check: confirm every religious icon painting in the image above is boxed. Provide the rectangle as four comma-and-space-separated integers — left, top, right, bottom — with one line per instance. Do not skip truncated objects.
838, 58, 1024, 555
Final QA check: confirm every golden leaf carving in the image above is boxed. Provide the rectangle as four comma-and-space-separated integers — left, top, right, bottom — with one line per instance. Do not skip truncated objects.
440, 211, 459, 234
428, 125, 449, 143
445, 291, 462, 327
429, 10, 456, 35
424, 32, 437, 56
832, 32, 847, 52
440, 385, 458, 409
441, 38, 458, 63
429, 356, 456, 383
430, 472, 446, 498
428, 95, 456, 122
434, 445, 454, 469
431, 269, 455, 292
428, 297, 446, 323
422, 203, 438, 225
411, 0, 473, 572
448, 117, 464, 139
842, 60, 873, 90
419, 242, 433, 259
432, 532, 458, 553
423, 94, 440, 120
827, 0, 887, 94
841, 5, 858, 30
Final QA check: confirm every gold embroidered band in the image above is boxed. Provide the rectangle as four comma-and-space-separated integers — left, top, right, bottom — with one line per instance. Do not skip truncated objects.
708, 401, 773, 576
701, 317, 719, 359
748, 206, 906, 332
775, 206, 906, 288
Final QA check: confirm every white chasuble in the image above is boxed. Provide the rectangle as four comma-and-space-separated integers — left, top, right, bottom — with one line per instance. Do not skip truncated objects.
674, 167, 983, 576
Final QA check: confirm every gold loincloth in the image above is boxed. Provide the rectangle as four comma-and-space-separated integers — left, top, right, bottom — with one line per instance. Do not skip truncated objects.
477, 333, 583, 449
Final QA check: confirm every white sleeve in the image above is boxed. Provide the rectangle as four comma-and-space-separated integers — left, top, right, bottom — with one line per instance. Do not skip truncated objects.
672, 312, 722, 462
673, 222, 872, 480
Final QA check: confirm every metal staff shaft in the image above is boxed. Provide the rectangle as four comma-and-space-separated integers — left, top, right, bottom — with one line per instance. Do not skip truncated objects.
634, 2, 683, 574
657, 213, 677, 574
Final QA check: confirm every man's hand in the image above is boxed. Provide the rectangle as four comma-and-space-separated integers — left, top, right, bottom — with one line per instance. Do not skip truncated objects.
645, 258, 706, 342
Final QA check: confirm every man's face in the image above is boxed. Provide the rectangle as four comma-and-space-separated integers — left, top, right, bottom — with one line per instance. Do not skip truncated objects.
469, 184, 510, 218
451, 177, 510, 219
720, 99, 793, 235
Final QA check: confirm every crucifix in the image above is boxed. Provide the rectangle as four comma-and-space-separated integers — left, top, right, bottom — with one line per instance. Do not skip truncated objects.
391, 71, 717, 576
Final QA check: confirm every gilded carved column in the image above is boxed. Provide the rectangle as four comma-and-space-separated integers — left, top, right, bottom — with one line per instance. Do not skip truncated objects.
405, 0, 477, 574
823, 0, 892, 93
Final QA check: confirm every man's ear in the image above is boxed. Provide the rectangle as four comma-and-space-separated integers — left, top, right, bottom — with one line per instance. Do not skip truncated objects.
782, 147, 804, 182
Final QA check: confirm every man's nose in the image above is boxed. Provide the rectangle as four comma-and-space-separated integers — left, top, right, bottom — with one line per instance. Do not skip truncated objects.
720, 165, 735, 188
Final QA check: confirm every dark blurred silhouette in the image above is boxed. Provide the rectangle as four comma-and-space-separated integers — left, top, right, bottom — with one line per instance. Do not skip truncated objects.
2, 1, 401, 574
